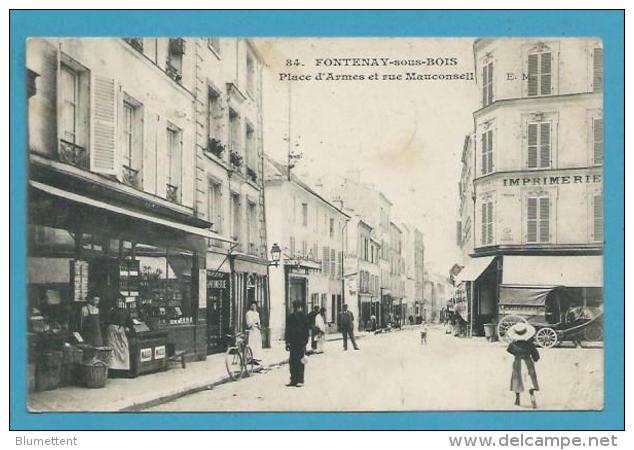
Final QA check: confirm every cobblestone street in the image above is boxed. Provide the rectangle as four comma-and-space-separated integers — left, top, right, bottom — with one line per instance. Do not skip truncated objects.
149, 326, 603, 411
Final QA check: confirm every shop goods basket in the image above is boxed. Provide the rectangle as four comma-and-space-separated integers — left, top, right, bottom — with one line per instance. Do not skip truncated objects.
80, 361, 109, 388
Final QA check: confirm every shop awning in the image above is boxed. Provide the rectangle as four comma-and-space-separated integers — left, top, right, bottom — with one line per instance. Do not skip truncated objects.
502, 255, 603, 287
30, 181, 234, 243
454, 256, 495, 283
499, 286, 554, 306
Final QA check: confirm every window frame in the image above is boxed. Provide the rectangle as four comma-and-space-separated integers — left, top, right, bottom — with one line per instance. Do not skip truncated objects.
527, 50, 553, 97
526, 121, 552, 169
525, 193, 551, 244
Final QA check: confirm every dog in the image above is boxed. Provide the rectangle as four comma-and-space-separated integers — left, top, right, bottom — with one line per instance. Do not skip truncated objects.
420, 328, 428, 344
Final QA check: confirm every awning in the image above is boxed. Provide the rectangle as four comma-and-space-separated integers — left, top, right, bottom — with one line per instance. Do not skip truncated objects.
502, 255, 603, 287
499, 286, 554, 306
30, 181, 233, 243
455, 256, 495, 283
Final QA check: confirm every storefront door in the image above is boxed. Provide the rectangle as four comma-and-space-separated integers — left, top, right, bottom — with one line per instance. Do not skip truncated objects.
207, 272, 230, 353
289, 277, 306, 313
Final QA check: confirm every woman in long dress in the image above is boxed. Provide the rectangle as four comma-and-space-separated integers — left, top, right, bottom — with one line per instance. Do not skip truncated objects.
314, 307, 327, 353
81, 296, 103, 347
245, 301, 263, 363
506, 322, 540, 409
104, 307, 131, 372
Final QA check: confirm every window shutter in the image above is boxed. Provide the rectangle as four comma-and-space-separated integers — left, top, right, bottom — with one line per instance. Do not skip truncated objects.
527, 123, 538, 168
331, 249, 336, 278
593, 48, 603, 93
487, 63, 493, 105
481, 64, 488, 106
56, 46, 63, 153
593, 194, 603, 241
527, 54, 539, 96
527, 197, 537, 243
540, 52, 552, 94
593, 118, 603, 165
134, 106, 144, 183
481, 202, 488, 245
487, 202, 494, 245
487, 130, 493, 173
90, 75, 118, 174
481, 132, 488, 175
144, 111, 158, 193
539, 197, 550, 242
539, 122, 551, 168
323, 247, 329, 277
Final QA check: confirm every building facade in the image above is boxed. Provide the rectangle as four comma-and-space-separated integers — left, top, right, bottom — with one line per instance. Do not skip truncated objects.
456, 38, 604, 336
26, 38, 235, 368
264, 157, 349, 341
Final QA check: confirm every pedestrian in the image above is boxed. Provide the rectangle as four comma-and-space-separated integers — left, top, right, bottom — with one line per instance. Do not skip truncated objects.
338, 304, 360, 351
104, 304, 131, 374
285, 300, 310, 387
314, 307, 327, 354
81, 295, 103, 347
307, 305, 320, 353
506, 322, 540, 409
246, 301, 263, 364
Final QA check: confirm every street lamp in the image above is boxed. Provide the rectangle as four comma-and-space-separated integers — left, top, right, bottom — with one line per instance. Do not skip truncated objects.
269, 243, 282, 267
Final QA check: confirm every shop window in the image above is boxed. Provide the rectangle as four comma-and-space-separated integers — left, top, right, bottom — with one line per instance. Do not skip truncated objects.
121, 96, 143, 188
527, 51, 552, 96
166, 125, 182, 203
481, 200, 494, 246
527, 196, 550, 243
592, 48, 603, 93
593, 118, 603, 165
482, 60, 493, 107
527, 121, 551, 169
481, 129, 493, 175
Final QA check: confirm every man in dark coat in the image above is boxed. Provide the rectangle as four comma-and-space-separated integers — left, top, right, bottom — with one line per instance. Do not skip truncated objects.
307, 305, 320, 352
285, 300, 310, 387
338, 304, 360, 351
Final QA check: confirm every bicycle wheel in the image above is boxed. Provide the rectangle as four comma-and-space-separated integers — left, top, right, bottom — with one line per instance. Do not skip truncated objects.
243, 346, 255, 377
225, 346, 243, 380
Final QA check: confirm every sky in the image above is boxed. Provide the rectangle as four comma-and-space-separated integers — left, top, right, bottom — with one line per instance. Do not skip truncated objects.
255, 38, 478, 274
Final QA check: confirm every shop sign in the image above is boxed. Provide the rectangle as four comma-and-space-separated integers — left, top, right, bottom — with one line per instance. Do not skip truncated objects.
140, 347, 152, 362
208, 279, 227, 289
154, 345, 166, 360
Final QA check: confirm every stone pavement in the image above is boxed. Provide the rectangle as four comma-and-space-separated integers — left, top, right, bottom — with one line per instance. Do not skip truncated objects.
27, 330, 370, 412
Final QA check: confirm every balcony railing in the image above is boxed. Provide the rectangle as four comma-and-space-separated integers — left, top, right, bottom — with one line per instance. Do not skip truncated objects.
166, 183, 180, 203
206, 137, 225, 159
58, 140, 88, 169
165, 60, 182, 82
246, 167, 257, 183
122, 165, 140, 188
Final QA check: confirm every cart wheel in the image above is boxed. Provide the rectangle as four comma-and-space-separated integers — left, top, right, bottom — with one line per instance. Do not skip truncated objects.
497, 315, 527, 343
584, 324, 603, 341
243, 346, 256, 377
225, 347, 243, 381
535, 327, 558, 348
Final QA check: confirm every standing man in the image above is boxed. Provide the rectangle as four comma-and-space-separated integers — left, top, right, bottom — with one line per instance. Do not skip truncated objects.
285, 300, 310, 387
338, 304, 360, 351
307, 305, 320, 352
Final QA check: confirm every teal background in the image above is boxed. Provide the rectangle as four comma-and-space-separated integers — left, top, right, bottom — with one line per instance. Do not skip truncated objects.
9, 10, 624, 430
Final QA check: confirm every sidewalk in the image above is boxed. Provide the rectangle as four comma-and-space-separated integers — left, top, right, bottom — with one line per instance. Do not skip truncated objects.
27, 330, 371, 412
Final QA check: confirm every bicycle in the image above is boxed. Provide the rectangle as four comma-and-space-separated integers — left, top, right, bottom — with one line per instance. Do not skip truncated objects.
224, 332, 256, 380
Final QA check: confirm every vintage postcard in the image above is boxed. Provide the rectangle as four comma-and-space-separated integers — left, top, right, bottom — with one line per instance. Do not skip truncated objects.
23, 34, 605, 415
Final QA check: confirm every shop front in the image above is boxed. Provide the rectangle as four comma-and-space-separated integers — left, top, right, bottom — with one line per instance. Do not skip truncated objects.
27, 178, 229, 390
454, 256, 498, 336
231, 256, 270, 348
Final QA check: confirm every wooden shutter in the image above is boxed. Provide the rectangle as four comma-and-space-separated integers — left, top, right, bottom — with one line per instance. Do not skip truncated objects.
527, 197, 537, 243
144, 111, 158, 193
487, 130, 493, 173
593, 194, 603, 241
487, 202, 494, 245
331, 249, 336, 278
593, 118, 603, 165
90, 75, 118, 174
323, 247, 329, 277
527, 54, 539, 96
481, 64, 488, 106
539, 122, 551, 168
539, 197, 550, 242
487, 63, 493, 105
527, 123, 538, 168
540, 52, 552, 95
593, 48, 603, 93
481, 131, 488, 175
481, 202, 488, 245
